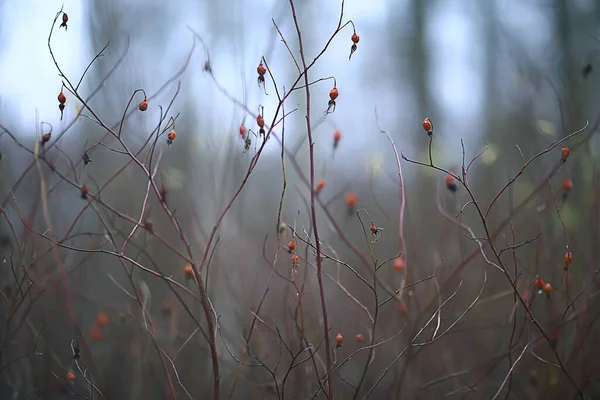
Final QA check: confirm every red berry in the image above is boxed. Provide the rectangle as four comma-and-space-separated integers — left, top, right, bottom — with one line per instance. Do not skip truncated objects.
287, 240, 296, 252
562, 178, 573, 193
257, 63, 266, 76
329, 87, 339, 101
564, 251, 573, 267
184, 263, 194, 278
393, 257, 406, 272
534, 277, 544, 289
445, 173, 457, 192
345, 191, 357, 209
95, 312, 109, 327
333, 129, 342, 144
315, 178, 325, 192
422, 117, 432, 133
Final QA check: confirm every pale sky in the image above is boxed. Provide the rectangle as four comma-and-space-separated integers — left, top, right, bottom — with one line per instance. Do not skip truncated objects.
0, 0, 548, 173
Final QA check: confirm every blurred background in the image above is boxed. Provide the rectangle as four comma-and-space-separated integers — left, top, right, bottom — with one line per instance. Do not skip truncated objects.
1, 0, 600, 398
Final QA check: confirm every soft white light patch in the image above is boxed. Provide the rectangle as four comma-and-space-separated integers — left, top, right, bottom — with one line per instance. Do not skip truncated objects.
0, 0, 87, 136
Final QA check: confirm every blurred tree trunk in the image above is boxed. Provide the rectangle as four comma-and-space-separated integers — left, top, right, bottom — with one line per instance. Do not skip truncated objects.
410, 0, 429, 118
390, 0, 431, 396
554, 0, 580, 136
482, 0, 499, 126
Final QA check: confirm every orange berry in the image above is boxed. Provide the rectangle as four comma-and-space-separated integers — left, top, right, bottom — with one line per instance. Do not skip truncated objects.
562, 178, 573, 193
333, 129, 342, 145
345, 191, 357, 209
445, 173, 457, 192
67, 370, 75, 381
57, 92, 66, 105
561, 147, 570, 160
329, 87, 339, 101
138, 99, 148, 111
422, 117, 433, 133
167, 130, 176, 141
42, 133, 51, 144
356, 333, 364, 342
287, 240, 296, 252
543, 282, 552, 294
316, 178, 325, 192
239, 124, 246, 137
291, 254, 299, 264
184, 263, 194, 278
257, 115, 265, 129
393, 257, 406, 272
351, 32, 360, 44
335, 332, 343, 346
95, 312, 109, 327
564, 251, 573, 267
89, 325, 103, 342
534, 276, 545, 289
257, 63, 266, 76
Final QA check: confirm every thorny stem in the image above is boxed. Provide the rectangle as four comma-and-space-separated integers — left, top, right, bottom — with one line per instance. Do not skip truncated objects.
47, 9, 221, 398
403, 123, 587, 398
288, 0, 334, 397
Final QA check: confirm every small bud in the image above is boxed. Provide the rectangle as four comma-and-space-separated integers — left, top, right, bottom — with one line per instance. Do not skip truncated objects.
82, 152, 92, 165
315, 178, 325, 193
80, 184, 88, 200
60, 13, 69, 30
564, 251, 573, 269
159, 184, 167, 203
333, 130, 342, 149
